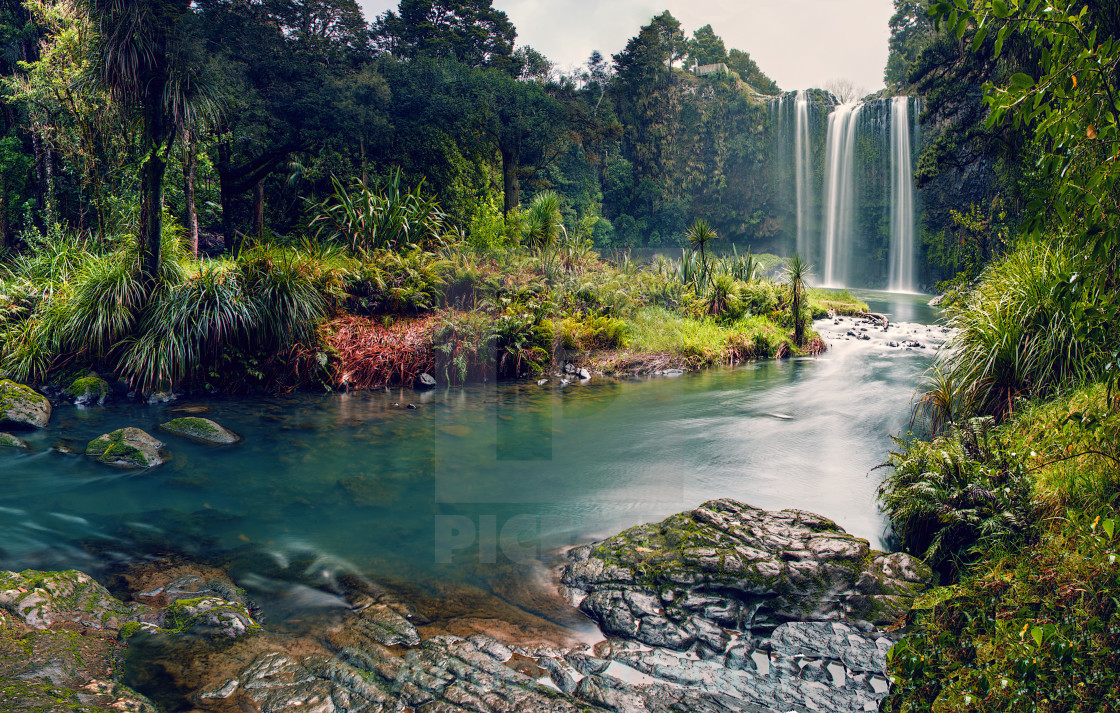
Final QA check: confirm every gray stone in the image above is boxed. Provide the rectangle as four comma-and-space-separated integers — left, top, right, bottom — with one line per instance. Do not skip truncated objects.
158, 416, 240, 445
0, 432, 29, 449
86, 427, 165, 468
416, 372, 437, 389
0, 379, 50, 429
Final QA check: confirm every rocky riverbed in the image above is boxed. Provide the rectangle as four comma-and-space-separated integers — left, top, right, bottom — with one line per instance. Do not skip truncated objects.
0, 499, 929, 713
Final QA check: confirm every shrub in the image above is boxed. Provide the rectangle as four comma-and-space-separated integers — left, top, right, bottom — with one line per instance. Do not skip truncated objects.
559, 315, 628, 351
878, 417, 1034, 581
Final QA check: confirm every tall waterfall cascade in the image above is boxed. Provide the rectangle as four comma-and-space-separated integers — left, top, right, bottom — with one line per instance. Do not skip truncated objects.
888, 96, 918, 293
794, 90, 814, 266
821, 103, 863, 288
768, 93, 922, 291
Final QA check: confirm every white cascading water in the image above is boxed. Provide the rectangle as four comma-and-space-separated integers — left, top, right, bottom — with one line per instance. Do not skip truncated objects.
821, 103, 863, 288
888, 96, 917, 292
794, 90, 814, 265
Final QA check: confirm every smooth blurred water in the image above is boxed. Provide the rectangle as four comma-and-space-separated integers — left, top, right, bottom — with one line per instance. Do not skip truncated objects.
0, 291, 943, 628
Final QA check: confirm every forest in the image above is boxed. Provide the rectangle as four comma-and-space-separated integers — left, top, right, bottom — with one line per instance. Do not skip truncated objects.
0, 0, 1119, 711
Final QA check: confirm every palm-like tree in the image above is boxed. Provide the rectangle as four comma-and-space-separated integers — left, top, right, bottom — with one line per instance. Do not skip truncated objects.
685, 218, 718, 285
785, 252, 809, 347
88, 0, 220, 276
523, 190, 565, 251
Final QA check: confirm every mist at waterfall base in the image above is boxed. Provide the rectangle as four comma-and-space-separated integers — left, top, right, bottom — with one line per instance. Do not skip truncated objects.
0, 294, 940, 633
770, 91, 921, 292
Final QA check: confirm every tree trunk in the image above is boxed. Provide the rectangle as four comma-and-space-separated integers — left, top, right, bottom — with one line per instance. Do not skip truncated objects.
184, 131, 199, 257
140, 97, 168, 280
219, 141, 237, 253
501, 146, 520, 215
254, 180, 264, 239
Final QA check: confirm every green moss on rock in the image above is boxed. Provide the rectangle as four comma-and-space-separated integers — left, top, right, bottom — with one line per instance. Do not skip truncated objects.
66, 376, 110, 406
157, 417, 240, 445
0, 432, 29, 450
85, 427, 165, 468
0, 380, 51, 430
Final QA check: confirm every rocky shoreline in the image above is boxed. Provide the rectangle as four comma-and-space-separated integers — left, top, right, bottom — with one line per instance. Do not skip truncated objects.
0, 499, 929, 713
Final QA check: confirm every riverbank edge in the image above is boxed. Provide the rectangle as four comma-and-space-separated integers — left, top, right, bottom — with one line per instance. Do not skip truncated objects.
0, 498, 932, 712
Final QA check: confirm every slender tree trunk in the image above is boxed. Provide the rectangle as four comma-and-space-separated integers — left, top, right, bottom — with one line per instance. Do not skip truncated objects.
253, 180, 264, 239
219, 141, 237, 253
140, 97, 168, 280
501, 146, 520, 215
360, 137, 367, 185
183, 131, 199, 256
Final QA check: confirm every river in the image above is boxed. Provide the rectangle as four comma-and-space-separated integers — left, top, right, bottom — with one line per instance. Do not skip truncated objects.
0, 290, 942, 640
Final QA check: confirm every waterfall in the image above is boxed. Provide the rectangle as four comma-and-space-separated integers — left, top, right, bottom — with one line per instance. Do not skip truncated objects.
888, 96, 917, 293
821, 103, 862, 288
794, 90, 814, 265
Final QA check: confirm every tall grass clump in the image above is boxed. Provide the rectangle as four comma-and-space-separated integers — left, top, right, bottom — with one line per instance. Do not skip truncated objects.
933, 240, 1110, 423
308, 169, 447, 255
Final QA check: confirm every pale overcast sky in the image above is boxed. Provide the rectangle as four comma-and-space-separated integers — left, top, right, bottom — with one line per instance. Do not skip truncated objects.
357, 0, 895, 92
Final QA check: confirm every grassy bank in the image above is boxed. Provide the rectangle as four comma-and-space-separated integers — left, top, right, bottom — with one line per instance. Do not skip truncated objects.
878, 239, 1120, 712
0, 219, 866, 395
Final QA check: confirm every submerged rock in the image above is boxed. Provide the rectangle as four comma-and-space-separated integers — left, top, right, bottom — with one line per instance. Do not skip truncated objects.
158, 416, 240, 445
86, 427, 166, 468
416, 372, 437, 389
0, 379, 51, 429
0, 432, 29, 449
66, 375, 111, 406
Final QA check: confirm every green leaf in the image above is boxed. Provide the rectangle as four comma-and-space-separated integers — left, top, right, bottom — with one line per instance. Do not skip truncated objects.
992, 0, 1009, 18
1031, 626, 1043, 647
973, 26, 989, 52
1009, 73, 1035, 90
1104, 518, 1115, 540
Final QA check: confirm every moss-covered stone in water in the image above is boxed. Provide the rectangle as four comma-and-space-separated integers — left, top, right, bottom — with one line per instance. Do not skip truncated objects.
157, 416, 240, 445
0, 432, 29, 450
85, 427, 165, 468
0, 379, 51, 430
66, 376, 110, 406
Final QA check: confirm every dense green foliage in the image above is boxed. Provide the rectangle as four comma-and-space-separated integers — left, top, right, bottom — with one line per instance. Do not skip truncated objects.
878, 3, 1120, 710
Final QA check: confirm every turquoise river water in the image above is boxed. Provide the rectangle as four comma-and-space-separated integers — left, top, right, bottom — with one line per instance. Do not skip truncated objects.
0, 291, 942, 635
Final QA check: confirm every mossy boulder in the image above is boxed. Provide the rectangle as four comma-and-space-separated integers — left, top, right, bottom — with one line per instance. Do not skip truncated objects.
0, 379, 51, 429
66, 375, 110, 406
86, 427, 165, 468
561, 499, 931, 649
157, 416, 240, 445
0, 569, 150, 630
0, 432, 29, 449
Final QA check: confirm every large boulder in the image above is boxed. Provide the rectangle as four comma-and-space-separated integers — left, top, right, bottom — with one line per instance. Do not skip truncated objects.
0, 379, 51, 429
86, 427, 166, 468
158, 416, 240, 445
561, 498, 931, 647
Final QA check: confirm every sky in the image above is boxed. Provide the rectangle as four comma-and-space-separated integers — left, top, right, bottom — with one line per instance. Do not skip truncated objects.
356, 0, 896, 93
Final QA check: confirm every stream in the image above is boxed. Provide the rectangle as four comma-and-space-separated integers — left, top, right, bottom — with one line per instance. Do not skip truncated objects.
0, 291, 943, 643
